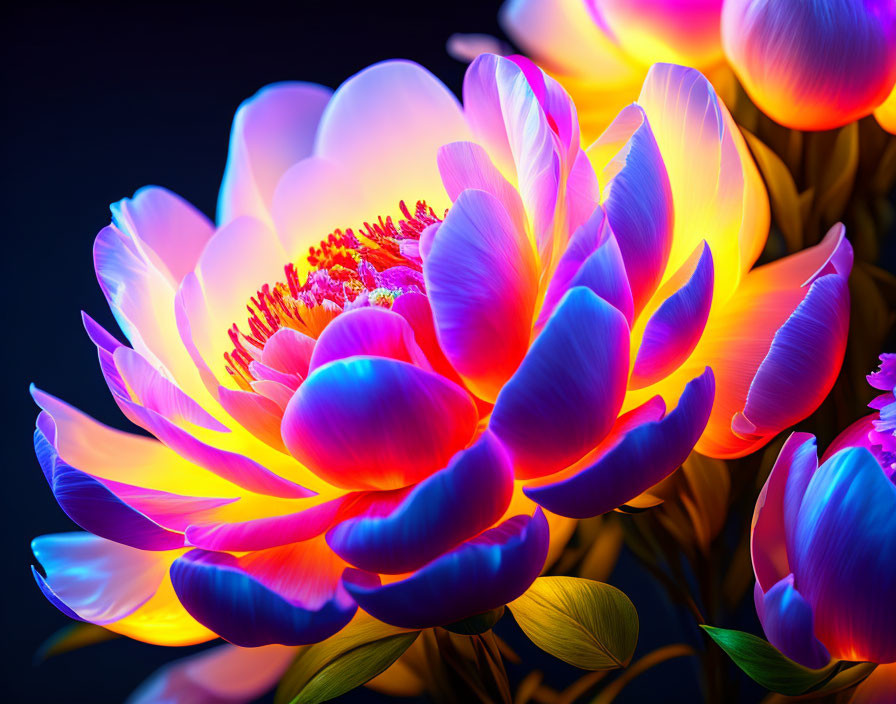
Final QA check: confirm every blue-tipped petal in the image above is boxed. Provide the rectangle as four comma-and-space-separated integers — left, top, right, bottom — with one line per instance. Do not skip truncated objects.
491, 286, 630, 480
525, 368, 714, 518
343, 511, 549, 629
754, 576, 830, 670
32, 532, 168, 624
170, 539, 355, 647
327, 432, 514, 574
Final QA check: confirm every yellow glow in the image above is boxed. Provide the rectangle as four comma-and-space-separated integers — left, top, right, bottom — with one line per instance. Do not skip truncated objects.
105, 573, 216, 647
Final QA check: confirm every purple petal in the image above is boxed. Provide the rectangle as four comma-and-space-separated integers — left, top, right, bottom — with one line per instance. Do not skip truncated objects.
589, 104, 673, 315
327, 432, 514, 574
539, 207, 633, 327
631, 242, 714, 389
34, 422, 185, 550
732, 273, 851, 448
751, 432, 818, 593
525, 368, 714, 517
754, 576, 830, 669
490, 286, 630, 479
170, 539, 355, 647
342, 511, 549, 629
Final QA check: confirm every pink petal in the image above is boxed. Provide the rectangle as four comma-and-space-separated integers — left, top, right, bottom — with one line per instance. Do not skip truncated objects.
424, 188, 538, 402
218, 82, 332, 226
111, 186, 215, 285
126, 643, 297, 704
314, 60, 469, 215
308, 307, 430, 373
282, 357, 478, 491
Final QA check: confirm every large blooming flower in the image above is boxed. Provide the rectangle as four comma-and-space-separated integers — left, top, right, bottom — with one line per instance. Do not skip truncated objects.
30, 54, 849, 683
751, 355, 896, 670
497, 0, 896, 135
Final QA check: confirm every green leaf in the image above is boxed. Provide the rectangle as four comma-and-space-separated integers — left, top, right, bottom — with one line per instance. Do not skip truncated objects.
701, 625, 853, 696
275, 615, 419, 704
508, 576, 638, 670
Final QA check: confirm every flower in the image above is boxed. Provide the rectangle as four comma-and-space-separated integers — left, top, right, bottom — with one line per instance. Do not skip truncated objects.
30, 54, 849, 676
722, 0, 896, 131
498, 0, 896, 135
751, 354, 896, 669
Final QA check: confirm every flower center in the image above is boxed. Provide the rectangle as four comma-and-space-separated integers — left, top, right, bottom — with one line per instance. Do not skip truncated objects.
225, 200, 443, 389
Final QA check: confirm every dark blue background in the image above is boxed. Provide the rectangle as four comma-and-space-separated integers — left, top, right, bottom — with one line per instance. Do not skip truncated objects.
2, 2, 777, 702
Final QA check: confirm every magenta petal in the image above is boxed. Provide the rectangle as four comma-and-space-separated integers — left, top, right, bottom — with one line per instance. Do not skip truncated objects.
327, 432, 514, 574
751, 432, 818, 593
185, 496, 352, 552
491, 286, 630, 480
342, 510, 549, 629
754, 576, 830, 669
260, 328, 315, 377
424, 188, 538, 402
282, 357, 478, 491
631, 242, 714, 389
32, 532, 167, 624
308, 307, 430, 373
391, 291, 466, 387
525, 368, 714, 517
